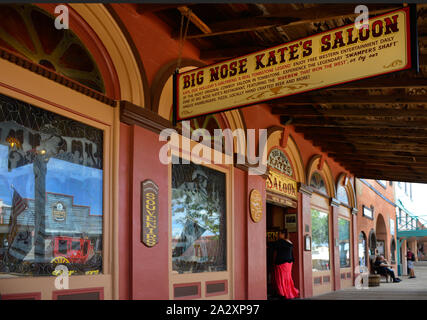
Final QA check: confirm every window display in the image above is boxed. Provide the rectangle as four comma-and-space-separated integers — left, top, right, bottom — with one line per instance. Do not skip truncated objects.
311, 209, 330, 271
338, 218, 350, 268
0, 93, 103, 277
171, 160, 226, 274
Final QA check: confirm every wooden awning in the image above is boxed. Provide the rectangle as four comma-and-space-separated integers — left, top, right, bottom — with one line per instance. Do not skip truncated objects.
143, 3, 427, 182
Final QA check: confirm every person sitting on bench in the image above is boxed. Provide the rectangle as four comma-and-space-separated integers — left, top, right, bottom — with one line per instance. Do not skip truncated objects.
374, 255, 401, 283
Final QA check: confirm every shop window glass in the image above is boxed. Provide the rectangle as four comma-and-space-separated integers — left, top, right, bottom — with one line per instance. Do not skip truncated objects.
172, 160, 226, 274
337, 185, 349, 206
369, 231, 377, 256
0, 93, 103, 277
310, 172, 327, 195
358, 232, 367, 267
311, 209, 330, 271
338, 218, 350, 268
391, 239, 396, 264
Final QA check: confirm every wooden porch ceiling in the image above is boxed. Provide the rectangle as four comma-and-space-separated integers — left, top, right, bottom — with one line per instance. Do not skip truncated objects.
140, 3, 427, 183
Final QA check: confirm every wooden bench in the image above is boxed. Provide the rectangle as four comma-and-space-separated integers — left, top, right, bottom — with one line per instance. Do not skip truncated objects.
369, 257, 391, 286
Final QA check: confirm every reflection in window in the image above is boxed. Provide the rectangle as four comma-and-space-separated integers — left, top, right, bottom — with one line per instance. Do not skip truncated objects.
338, 218, 350, 268
311, 209, 330, 271
172, 161, 226, 274
359, 232, 367, 267
0, 93, 103, 277
310, 172, 327, 195
391, 239, 396, 264
369, 231, 377, 256
337, 185, 349, 206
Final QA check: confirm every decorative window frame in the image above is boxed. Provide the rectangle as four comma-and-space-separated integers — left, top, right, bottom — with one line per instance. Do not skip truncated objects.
168, 135, 233, 300
0, 58, 116, 299
362, 205, 374, 220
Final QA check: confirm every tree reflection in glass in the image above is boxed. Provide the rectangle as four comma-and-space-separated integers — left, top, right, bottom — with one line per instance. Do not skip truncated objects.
171, 160, 226, 274
338, 218, 350, 268
311, 209, 330, 271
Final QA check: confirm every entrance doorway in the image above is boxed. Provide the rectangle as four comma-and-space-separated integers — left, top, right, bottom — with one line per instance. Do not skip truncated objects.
266, 202, 299, 299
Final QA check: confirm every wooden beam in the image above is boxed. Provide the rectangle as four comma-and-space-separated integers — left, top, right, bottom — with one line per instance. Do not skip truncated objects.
355, 174, 427, 183
305, 135, 427, 145
137, 4, 191, 14
200, 46, 266, 60
294, 126, 427, 138
315, 145, 427, 158
350, 167, 427, 176
177, 6, 212, 34
173, 17, 294, 39
328, 154, 427, 163
174, 5, 398, 39
304, 135, 427, 145
328, 150, 427, 159
337, 162, 427, 172
282, 118, 427, 129
326, 77, 427, 90
348, 168, 427, 178
344, 162, 427, 170
272, 106, 427, 118
313, 141, 427, 153
352, 173, 427, 183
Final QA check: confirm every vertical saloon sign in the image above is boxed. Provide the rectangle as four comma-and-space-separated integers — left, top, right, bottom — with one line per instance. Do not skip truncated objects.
174, 7, 413, 122
141, 180, 159, 247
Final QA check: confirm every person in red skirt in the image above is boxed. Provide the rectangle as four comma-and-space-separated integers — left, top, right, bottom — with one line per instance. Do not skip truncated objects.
272, 229, 299, 299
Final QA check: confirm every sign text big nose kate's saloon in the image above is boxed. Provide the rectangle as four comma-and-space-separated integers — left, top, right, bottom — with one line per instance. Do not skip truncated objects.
174, 7, 413, 122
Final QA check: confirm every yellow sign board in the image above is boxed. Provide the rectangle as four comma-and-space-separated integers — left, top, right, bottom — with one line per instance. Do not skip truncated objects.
175, 8, 412, 121
266, 170, 298, 200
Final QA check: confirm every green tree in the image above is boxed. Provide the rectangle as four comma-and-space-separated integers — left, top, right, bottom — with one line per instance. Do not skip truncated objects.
311, 209, 329, 246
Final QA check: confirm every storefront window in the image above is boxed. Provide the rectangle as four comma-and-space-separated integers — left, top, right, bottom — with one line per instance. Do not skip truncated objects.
0, 93, 103, 277
311, 209, 330, 271
369, 230, 377, 256
359, 232, 367, 267
171, 161, 226, 274
338, 218, 350, 268
391, 239, 396, 264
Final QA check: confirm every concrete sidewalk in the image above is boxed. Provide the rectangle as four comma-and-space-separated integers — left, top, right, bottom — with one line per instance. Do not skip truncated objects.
308, 261, 427, 300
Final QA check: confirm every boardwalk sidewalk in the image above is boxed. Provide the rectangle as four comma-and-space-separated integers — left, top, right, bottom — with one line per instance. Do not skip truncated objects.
308, 261, 427, 300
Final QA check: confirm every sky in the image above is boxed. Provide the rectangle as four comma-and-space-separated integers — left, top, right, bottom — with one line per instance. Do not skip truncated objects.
410, 183, 427, 222
0, 145, 103, 215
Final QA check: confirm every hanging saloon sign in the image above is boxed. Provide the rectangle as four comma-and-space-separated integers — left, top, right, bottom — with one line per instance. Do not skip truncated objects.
266, 148, 298, 201
173, 7, 415, 122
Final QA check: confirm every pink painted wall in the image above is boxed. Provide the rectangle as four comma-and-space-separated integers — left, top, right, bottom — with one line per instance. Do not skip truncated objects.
129, 125, 169, 299
300, 191, 313, 298
110, 3, 203, 85
331, 205, 341, 291
233, 168, 248, 299
119, 123, 131, 300
247, 174, 267, 300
